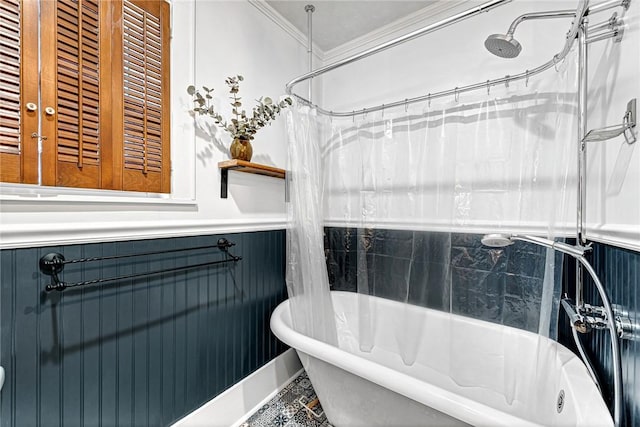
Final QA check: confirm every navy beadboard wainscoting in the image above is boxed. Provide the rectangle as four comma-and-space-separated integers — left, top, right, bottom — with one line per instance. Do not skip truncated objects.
0, 230, 287, 427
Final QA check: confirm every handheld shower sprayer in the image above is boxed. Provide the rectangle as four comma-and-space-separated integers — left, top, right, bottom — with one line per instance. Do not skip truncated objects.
479, 233, 513, 247
480, 233, 585, 257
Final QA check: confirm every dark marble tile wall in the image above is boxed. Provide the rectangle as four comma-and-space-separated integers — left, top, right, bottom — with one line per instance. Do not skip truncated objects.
325, 227, 549, 332
559, 242, 639, 427
450, 233, 549, 331
0, 231, 287, 427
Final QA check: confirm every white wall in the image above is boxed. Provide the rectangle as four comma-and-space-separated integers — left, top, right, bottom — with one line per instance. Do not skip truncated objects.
0, 0, 310, 248
584, 0, 640, 251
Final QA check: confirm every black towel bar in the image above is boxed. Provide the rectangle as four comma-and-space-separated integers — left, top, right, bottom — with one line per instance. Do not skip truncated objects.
39, 238, 241, 292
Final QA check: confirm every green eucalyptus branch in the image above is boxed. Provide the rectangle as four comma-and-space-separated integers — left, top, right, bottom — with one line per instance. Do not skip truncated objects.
187, 75, 293, 141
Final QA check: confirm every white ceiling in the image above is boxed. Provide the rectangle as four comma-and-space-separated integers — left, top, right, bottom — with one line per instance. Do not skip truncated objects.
265, 1, 439, 52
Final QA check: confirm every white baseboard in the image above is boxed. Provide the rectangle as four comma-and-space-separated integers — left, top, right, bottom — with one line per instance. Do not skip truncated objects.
171, 348, 302, 427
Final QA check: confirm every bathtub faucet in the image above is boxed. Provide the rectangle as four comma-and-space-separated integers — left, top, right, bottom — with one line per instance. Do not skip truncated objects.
561, 297, 637, 340
561, 298, 607, 332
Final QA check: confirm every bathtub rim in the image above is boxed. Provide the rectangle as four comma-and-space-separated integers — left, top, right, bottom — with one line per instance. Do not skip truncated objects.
270, 291, 550, 427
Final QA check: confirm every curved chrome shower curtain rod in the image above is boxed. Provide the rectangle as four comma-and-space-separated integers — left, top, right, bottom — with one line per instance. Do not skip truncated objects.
285, 0, 622, 117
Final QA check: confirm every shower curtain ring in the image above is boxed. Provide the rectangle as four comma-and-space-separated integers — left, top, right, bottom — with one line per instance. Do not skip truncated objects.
525, 70, 530, 87
505, 76, 510, 88
553, 55, 560, 72
404, 99, 408, 113
428, 93, 431, 108
352, 111, 355, 123
454, 87, 459, 102
363, 108, 367, 120
487, 80, 491, 95
382, 104, 384, 118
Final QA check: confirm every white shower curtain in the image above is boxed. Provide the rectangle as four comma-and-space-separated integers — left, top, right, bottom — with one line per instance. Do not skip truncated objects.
285, 49, 578, 405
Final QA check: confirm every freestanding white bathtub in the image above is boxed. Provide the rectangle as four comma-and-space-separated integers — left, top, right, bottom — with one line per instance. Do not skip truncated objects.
270, 291, 613, 427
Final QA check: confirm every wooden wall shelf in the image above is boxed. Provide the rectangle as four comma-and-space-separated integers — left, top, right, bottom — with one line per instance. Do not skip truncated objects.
218, 160, 286, 198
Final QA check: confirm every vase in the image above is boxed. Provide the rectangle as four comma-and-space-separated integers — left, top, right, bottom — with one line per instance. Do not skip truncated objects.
230, 138, 253, 161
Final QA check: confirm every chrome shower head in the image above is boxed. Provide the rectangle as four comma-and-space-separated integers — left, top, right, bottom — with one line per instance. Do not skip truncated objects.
481, 233, 514, 248
484, 34, 522, 58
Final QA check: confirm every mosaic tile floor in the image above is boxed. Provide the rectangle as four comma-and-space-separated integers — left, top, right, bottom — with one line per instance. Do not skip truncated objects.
240, 371, 332, 427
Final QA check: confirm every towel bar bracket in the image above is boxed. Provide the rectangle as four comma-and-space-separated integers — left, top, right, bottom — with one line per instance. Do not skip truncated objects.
40, 252, 67, 291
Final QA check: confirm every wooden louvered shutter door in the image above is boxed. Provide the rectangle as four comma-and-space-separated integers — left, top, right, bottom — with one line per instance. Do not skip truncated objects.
40, 0, 104, 188
114, 0, 170, 193
0, 0, 38, 184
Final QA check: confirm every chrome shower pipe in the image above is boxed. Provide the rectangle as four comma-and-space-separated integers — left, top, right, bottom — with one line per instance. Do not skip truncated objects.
577, 23, 588, 312
305, 4, 315, 102
588, 11, 624, 32
504, 10, 576, 38
553, 0, 589, 64
482, 233, 622, 426
586, 10, 626, 44
587, 0, 631, 15
587, 29, 623, 43
588, 19, 613, 32
503, 0, 626, 37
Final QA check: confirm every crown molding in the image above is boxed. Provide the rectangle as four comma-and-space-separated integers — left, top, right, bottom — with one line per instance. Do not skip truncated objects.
323, 0, 471, 63
248, 0, 325, 61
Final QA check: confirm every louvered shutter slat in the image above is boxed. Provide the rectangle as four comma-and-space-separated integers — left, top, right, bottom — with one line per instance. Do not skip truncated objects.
56, 0, 100, 176
122, 0, 168, 188
0, 82, 19, 98
0, 0, 22, 182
